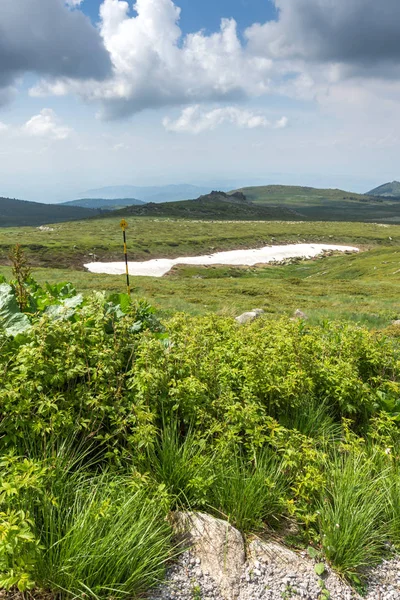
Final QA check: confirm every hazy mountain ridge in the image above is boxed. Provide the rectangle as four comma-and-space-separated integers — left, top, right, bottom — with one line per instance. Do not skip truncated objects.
3, 183, 400, 227
114, 190, 300, 220
0, 197, 99, 227
62, 198, 145, 210
367, 181, 400, 198
79, 184, 215, 203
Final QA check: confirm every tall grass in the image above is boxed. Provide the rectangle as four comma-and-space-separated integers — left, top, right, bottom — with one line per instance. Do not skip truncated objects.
208, 448, 287, 532
30, 469, 173, 599
318, 453, 388, 580
143, 419, 214, 507
277, 398, 341, 443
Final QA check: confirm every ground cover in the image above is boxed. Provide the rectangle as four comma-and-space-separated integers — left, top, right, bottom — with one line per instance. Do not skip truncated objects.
1, 243, 399, 326
2, 278, 400, 597
0, 218, 397, 269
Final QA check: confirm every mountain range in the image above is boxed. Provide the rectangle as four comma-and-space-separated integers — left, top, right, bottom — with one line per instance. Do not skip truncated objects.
2, 182, 400, 227
76, 184, 215, 203
62, 198, 145, 210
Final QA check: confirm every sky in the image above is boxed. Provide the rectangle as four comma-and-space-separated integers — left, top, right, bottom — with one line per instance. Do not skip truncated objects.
0, 0, 400, 202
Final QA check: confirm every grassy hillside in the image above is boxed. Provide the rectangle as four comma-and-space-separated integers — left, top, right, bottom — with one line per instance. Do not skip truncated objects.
233, 184, 400, 222
0, 196, 98, 227
0, 217, 399, 326
62, 197, 145, 209
114, 191, 299, 220
367, 181, 400, 197
0, 216, 398, 269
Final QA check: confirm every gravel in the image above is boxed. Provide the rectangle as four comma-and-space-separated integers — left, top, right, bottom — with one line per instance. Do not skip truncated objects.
148, 550, 400, 600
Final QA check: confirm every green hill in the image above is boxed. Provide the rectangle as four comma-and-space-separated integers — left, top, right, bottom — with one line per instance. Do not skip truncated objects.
0, 197, 99, 227
231, 184, 400, 222
367, 181, 400, 198
115, 191, 300, 220
62, 198, 145, 210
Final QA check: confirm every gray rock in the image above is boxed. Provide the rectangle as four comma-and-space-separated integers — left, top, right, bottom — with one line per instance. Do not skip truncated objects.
235, 309, 264, 324
171, 511, 245, 599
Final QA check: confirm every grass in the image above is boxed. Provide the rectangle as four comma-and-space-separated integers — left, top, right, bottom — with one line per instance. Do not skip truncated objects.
209, 448, 287, 532
319, 453, 388, 580
2, 243, 399, 326
0, 217, 399, 269
31, 471, 173, 599
4, 299, 400, 592
235, 185, 400, 223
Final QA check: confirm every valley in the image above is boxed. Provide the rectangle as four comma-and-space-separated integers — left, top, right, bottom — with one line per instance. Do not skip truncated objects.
0, 215, 399, 326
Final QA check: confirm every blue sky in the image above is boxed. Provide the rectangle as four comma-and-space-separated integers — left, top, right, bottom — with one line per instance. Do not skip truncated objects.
82, 0, 277, 34
0, 0, 399, 202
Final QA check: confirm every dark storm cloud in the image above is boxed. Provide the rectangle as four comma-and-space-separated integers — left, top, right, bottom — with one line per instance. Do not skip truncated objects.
0, 0, 111, 90
248, 0, 400, 72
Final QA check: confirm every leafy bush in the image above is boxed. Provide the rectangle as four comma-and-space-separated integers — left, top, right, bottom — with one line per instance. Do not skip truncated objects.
2, 300, 400, 593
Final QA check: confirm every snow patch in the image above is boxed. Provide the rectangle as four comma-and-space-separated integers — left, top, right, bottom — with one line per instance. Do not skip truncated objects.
84, 244, 359, 278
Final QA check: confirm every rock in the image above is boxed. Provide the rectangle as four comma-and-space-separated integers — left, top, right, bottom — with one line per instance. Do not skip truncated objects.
293, 309, 308, 320
391, 320, 400, 326
248, 539, 307, 569
171, 511, 245, 599
235, 309, 264, 325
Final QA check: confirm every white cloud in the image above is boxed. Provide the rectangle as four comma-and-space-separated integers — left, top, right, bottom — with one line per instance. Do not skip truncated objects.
163, 105, 288, 134
9, 0, 400, 132
0, 122, 9, 133
32, 0, 277, 119
23, 109, 72, 140
0, 0, 111, 104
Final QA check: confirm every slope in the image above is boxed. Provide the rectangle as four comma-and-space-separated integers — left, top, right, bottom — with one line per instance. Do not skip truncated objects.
113, 190, 299, 220
0, 197, 98, 227
232, 185, 400, 222
367, 181, 400, 198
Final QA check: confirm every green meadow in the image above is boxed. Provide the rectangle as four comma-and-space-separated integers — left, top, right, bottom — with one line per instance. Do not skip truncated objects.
0, 217, 399, 325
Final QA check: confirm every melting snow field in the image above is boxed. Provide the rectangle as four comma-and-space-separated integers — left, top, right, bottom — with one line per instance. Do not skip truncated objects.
84, 244, 359, 278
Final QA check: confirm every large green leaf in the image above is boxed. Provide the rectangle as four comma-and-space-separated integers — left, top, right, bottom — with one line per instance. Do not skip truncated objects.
0, 284, 31, 336
44, 294, 84, 320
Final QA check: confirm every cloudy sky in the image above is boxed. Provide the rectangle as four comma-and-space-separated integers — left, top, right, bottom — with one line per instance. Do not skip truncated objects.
0, 0, 399, 202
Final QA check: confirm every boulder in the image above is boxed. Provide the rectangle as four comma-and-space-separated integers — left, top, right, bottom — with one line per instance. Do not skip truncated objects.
235, 308, 264, 325
171, 511, 245, 599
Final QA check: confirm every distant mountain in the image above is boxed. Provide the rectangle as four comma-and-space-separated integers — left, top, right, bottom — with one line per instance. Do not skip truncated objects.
113, 190, 300, 220
62, 197, 145, 210
367, 181, 400, 198
0, 197, 98, 227
231, 184, 400, 222
79, 184, 215, 203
